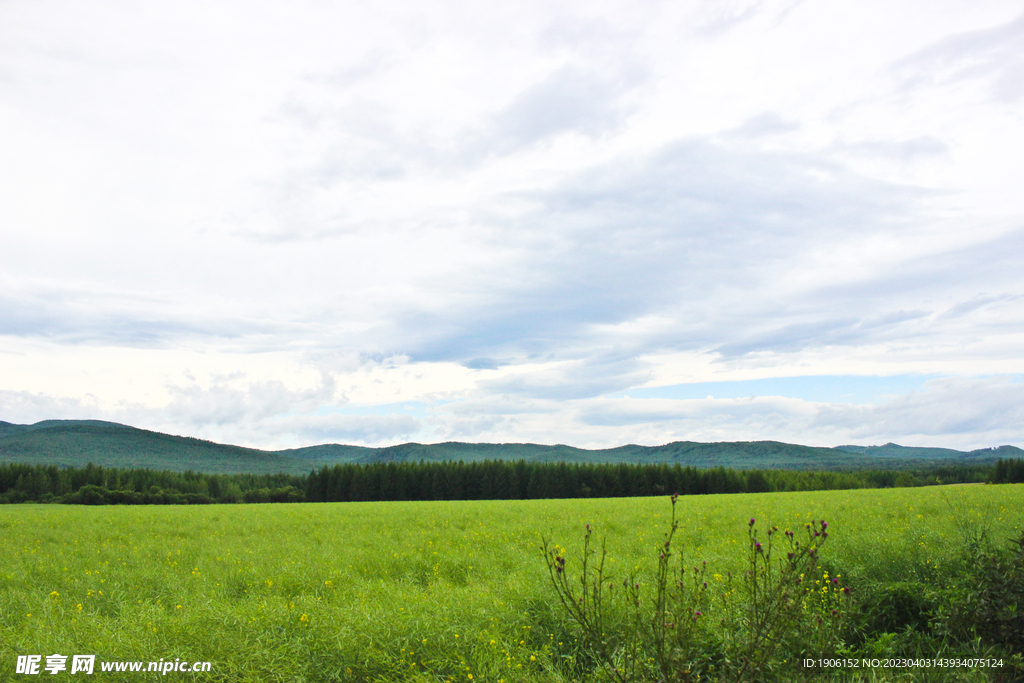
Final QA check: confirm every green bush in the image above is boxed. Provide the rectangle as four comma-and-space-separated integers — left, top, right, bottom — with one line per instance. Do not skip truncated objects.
936, 530, 1024, 667
542, 496, 850, 682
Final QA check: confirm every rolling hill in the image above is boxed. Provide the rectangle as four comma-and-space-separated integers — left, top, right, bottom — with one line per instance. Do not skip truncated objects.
0, 419, 1018, 475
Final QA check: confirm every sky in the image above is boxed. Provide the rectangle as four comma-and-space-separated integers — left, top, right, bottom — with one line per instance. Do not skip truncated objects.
1, 0, 1023, 451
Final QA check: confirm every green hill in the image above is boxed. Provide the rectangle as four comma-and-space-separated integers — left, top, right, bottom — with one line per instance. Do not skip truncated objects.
0, 421, 315, 474
0, 420, 1019, 475
836, 442, 963, 459
325, 440, 1014, 469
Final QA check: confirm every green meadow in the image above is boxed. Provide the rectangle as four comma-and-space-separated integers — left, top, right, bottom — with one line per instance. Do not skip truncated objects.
1, 484, 1022, 682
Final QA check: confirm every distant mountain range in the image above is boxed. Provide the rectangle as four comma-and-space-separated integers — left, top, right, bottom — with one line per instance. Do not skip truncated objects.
0, 419, 1019, 475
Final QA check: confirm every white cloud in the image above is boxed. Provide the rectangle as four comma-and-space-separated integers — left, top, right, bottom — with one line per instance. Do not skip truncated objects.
1, 0, 1022, 450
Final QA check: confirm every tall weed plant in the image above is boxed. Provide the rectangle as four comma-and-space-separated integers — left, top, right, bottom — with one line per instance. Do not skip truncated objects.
543, 495, 851, 682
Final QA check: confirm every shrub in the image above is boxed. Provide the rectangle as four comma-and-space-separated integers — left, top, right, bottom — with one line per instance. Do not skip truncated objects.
936, 529, 1024, 669
542, 495, 850, 682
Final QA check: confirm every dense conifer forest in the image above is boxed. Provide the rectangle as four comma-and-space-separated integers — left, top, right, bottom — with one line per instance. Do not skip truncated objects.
1, 458, 1019, 505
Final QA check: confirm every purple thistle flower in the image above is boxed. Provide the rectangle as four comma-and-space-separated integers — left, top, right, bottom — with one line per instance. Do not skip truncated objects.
755, 542, 763, 553
749, 518, 756, 527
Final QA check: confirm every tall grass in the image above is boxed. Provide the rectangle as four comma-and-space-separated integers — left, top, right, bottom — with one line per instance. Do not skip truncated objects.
1, 484, 1021, 681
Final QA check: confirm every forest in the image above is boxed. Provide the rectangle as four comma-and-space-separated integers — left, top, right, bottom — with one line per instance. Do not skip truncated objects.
0, 457, 1020, 505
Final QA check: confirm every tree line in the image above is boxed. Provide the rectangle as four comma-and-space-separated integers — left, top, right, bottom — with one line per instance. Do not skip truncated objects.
302, 460, 995, 502
0, 458, 1016, 505
993, 457, 1024, 484
0, 462, 303, 504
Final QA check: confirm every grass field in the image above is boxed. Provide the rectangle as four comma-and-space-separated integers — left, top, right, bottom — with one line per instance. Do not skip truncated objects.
1, 484, 1022, 681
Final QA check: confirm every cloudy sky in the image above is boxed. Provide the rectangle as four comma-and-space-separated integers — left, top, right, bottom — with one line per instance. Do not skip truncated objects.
2, 0, 1023, 450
